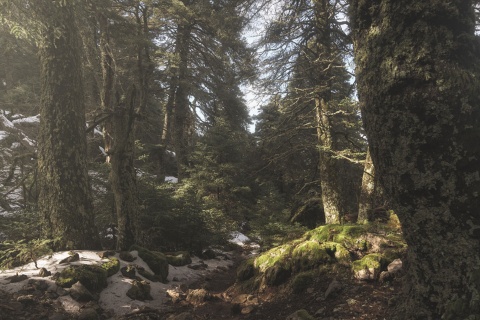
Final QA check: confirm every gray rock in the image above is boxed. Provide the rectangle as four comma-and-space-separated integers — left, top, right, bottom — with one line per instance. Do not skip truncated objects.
38, 268, 51, 277
70, 281, 95, 302
59, 252, 80, 264
324, 279, 342, 299
119, 251, 136, 262
121, 265, 137, 279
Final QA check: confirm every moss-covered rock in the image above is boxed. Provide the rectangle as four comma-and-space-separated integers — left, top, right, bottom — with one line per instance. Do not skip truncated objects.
101, 258, 120, 277
126, 280, 153, 301
322, 242, 351, 264
352, 253, 388, 280
291, 271, 314, 293
264, 264, 291, 286
130, 245, 168, 282
292, 240, 333, 272
56, 265, 108, 291
165, 251, 192, 267
237, 258, 255, 281
254, 243, 295, 273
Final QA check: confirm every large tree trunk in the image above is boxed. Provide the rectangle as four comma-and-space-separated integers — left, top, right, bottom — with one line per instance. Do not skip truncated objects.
357, 147, 376, 223
36, 2, 99, 250
351, 1, 480, 319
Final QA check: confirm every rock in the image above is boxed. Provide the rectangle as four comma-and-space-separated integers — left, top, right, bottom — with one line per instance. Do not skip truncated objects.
347, 298, 358, 306
236, 258, 255, 281
201, 249, 217, 259
56, 265, 108, 292
59, 252, 80, 264
101, 258, 120, 277
314, 307, 326, 316
137, 266, 161, 282
78, 308, 99, 320
6, 273, 28, 283
69, 281, 95, 302
130, 245, 169, 282
121, 265, 137, 279
127, 280, 153, 301
17, 294, 35, 305
97, 251, 115, 259
38, 268, 51, 277
165, 251, 192, 266
28, 279, 49, 291
241, 305, 256, 314
286, 309, 315, 320
187, 261, 208, 270
324, 279, 342, 299
166, 289, 185, 303
119, 251, 136, 262
265, 265, 291, 286
186, 289, 211, 306
388, 258, 403, 273
352, 253, 386, 280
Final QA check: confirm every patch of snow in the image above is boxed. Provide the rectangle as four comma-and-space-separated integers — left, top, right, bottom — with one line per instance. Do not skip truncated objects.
165, 176, 178, 183
0, 250, 234, 316
94, 128, 104, 136
0, 114, 15, 129
229, 231, 260, 250
0, 130, 8, 141
10, 142, 21, 149
99, 146, 107, 156
12, 114, 40, 124
166, 150, 176, 157
22, 136, 36, 147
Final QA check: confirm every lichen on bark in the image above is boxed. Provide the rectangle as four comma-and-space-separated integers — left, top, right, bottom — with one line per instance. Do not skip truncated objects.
351, 1, 480, 319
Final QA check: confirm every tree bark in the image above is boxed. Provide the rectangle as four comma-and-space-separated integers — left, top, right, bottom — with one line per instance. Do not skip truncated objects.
35, 2, 99, 250
357, 147, 376, 223
351, 1, 480, 318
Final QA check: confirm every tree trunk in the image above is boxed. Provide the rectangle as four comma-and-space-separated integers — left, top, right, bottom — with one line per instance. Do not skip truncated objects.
313, 0, 346, 224
173, 23, 193, 181
357, 147, 375, 223
351, 1, 480, 318
35, 2, 99, 250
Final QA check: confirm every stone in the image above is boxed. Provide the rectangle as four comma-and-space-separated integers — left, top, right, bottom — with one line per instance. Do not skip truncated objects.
56, 265, 108, 292
7, 274, 28, 283
130, 245, 169, 282
38, 268, 51, 277
121, 265, 137, 279
137, 266, 160, 282
59, 252, 80, 264
166, 289, 185, 303
324, 279, 342, 299
201, 249, 217, 259
186, 289, 211, 306
127, 280, 153, 301
69, 281, 95, 302
241, 305, 256, 314
165, 251, 192, 266
97, 251, 115, 259
119, 251, 136, 262
101, 258, 120, 277
387, 258, 403, 273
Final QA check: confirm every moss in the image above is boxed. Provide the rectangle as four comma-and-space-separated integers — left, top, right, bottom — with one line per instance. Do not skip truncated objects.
292, 240, 332, 272
165, 251, 192, 267
264, 264, 291, 286
291, 271, 315, 293
254, 243, 294, 272
130, 245, 168, 282
102, 258, 120, 277
56, 265, 108, 292
237, 258, 255, 281
308, 224, 368, 246
351, 253, 388, 274
322, 242, 351, 264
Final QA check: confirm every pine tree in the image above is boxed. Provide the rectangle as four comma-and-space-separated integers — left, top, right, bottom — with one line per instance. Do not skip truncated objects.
351, 1, 480, 318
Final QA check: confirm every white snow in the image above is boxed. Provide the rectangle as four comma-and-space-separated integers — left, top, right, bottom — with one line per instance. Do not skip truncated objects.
0, 250, 234, 316
0, 113, 15, 129
12, 114, 40, 124
0, 130, 8, 141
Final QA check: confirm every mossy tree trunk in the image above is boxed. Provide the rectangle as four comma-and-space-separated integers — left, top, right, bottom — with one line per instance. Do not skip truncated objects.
351, 1, 480, 318
35, 2, 100, 250
313, 0, 347, 224
357, 147, 380, 223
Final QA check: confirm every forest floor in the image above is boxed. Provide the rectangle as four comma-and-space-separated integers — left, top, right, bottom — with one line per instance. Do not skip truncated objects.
0, 248, 401, 320
157, 248, 400, 320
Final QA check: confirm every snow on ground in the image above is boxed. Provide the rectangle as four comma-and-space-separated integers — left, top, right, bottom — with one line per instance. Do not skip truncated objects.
11, 114, 40, 124
165, 176, 178, 183
0, 250, 234, 316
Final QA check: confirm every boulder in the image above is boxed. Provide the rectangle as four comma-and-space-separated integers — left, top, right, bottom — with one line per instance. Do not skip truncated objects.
127, 280, 153, 301
56, 265, 108, 292
38, 268, 51, 277
97, 251, 115, 259
69, 281, 95, 302
121, 265, 137, 279
59, 252, 80, 264
352, 253, 387, 281
186, 289, 211, 306
165, 251, 192, 266
324, 279, 342, 299
119, 251, 136, 262
102, 258, 120, 277
130, 245, 169, 282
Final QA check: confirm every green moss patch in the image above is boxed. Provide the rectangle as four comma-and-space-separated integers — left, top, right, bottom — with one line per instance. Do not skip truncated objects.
130, 245, 169, 282
254, 243, 295, 273
102, 258, 120, 277
237, 258, 255, 281
292, 240, 333, 272
291, 271, 315, 293
56, 265, 108, 291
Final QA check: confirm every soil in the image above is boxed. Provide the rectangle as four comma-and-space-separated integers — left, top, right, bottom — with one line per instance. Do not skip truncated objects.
0, 250, 400, 320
